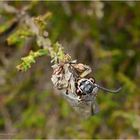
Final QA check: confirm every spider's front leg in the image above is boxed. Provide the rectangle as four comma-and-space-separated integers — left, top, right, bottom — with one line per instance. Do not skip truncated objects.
73, 64, 92, 77
80, 65, 92, 78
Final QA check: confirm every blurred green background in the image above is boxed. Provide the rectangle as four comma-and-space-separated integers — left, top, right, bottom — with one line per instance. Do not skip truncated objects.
0, 1, 140, 139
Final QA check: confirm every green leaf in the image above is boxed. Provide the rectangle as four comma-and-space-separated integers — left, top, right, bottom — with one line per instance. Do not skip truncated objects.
16, 49, 48, 72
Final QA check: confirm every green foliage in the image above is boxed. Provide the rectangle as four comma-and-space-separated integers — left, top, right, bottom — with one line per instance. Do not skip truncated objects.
51, 42, 66, 63
16, 49, 48, 71
7, 25, 33, 45
34, 12, 52, 33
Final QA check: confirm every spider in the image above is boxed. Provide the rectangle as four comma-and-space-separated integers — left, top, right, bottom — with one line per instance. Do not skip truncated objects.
51, 59, 122, 117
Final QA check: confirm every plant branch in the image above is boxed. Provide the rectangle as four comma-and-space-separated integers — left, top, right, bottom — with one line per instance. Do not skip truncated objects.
0, 2, 71, 71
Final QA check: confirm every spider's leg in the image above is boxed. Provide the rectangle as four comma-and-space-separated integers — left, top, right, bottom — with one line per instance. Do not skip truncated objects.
80, 65, 92, 78
91, 98, 100, 115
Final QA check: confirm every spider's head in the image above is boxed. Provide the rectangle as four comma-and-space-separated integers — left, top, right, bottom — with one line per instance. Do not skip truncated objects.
77, 78, 96, 95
